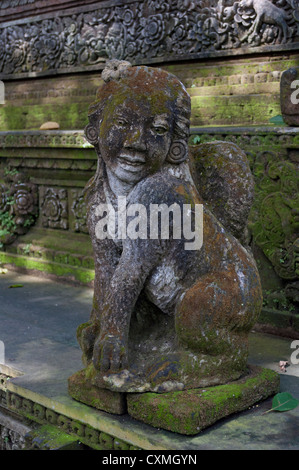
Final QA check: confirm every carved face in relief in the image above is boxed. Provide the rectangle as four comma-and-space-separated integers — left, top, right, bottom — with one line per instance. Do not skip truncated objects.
85, 62, 191, 191
98, 93, 174, 185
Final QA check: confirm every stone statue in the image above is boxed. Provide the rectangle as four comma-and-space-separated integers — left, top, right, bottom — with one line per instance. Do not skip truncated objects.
73, 60, 263, 395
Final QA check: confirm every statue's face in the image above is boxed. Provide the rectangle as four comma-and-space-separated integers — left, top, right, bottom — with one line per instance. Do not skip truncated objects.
98, 93, 174, 185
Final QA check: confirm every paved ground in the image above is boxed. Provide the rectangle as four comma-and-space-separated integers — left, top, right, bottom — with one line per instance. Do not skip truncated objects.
0, 269, 299, 450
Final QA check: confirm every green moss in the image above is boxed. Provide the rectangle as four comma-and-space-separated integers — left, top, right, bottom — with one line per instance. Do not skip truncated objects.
0, 102, 89, 131
28, 424, 78, 449
191, 94, 280, 126
127, 366, 280, 435
0, 251, 94, 284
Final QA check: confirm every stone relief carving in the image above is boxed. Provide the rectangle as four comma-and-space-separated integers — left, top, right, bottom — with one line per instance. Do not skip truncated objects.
248, 151, 299, 282
239, 0, 290, 44
40, 187, 68, 230
70, 188, 88, 234
0, 169, 38, 246
6, 390, 139, 450
0, 0, 36, 7
0, 0, 298, 76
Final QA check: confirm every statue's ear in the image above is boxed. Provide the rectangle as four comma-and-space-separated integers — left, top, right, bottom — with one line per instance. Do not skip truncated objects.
166, 140, 188, 164
84, 123, 99, 146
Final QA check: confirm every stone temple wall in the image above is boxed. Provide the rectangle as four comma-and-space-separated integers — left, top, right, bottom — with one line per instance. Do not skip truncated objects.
0, 0, 298, 333
0, 0, 299, 129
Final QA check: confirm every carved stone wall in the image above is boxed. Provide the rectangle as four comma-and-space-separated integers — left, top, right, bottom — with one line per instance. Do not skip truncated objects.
0, 1, 298, 131
190, 126, 299, 333
1, 54, 299, 131
0, 0, 299, 78
0, 128, 298, 313
0, 131, 96, 285
0, 1, 298, 331
5, 390, 140, 450
0, 371, 137, 450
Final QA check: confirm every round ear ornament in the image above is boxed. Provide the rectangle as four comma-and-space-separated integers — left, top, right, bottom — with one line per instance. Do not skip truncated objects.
84, 124, 99, 146
166, 140, 188, 164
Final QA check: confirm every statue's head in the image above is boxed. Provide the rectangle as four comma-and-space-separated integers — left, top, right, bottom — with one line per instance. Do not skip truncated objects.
85, 60, 191, 186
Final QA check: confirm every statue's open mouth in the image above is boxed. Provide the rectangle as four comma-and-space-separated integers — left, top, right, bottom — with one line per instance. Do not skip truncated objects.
118, 154, 146, 170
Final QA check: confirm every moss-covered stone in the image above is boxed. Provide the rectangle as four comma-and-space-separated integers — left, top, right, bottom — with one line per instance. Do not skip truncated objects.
68, 368, 127, 415
25, 424, 81, 450
0, 251, 94, 284
126, 365, 280, 435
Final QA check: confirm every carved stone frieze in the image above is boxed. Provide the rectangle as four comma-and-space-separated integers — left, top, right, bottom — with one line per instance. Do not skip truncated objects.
70, 188, 88, 234
189, 127, 299, 309
0, 132, 90, 148
6, 391, 140, 450
40, 187, 68, 230
0, 0, 299, 78
0, 169, 38, 245
248, 151, 299, 282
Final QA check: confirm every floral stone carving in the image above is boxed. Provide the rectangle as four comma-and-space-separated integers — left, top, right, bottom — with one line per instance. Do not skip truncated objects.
68, 61, 280, 428
248, 150, 299, 308
1, 0, 299, 77
0, 169, 38, 246
40, 187, 68, 230
70, 189, 88, 234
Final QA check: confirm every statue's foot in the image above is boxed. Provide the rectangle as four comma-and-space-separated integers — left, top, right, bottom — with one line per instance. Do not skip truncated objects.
91, 349, 246, 393
93, 333, 128, 373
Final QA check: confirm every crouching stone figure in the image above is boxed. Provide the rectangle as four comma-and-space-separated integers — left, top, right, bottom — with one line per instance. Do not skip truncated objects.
74, 60, 262, 394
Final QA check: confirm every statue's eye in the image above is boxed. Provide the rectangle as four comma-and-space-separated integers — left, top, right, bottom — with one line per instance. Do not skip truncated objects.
153, 125, 168, 135
115, 118, 127, 127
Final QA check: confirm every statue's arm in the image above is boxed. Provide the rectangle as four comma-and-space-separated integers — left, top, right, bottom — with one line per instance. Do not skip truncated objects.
92, 238, 164, 373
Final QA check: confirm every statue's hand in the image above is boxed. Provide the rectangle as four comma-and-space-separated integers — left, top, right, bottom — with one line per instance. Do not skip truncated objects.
93, 333, 128, 373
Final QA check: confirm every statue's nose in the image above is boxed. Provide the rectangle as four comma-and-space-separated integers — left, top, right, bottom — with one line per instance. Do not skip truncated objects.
124, 126, 147, 151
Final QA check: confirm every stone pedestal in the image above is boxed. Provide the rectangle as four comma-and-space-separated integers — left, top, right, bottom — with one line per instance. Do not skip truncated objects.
69, 365, 279, 435
126, 366, 280, 435
68, 369, 127, 415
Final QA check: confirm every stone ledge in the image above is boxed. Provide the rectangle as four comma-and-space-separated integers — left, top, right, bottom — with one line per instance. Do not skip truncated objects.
126, 365, 280, 436
68, 369, 127, 415
0, 252, 95, 285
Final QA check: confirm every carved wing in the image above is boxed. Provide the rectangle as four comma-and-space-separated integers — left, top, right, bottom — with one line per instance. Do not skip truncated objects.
189, 141, 254, 245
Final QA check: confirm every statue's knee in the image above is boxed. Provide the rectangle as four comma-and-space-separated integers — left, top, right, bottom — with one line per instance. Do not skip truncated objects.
175, 273, 260, 352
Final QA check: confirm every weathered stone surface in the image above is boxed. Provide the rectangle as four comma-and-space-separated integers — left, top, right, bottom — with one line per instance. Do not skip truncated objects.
126, 365, 280, 435
70, 60, 263, 399
0, 0, 298, 79
68, 369, 127, 415
0, 56, 293, 131
189, 141, 254, 245
188, 126, 299, 323
0, 168, 38, 247
280, 67, 299, 126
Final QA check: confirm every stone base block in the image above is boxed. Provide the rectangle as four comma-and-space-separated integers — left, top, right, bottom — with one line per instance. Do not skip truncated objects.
126, 365, 280, 435
68, 369, 127, 415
